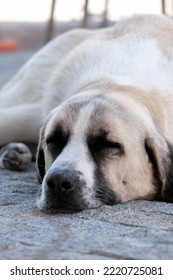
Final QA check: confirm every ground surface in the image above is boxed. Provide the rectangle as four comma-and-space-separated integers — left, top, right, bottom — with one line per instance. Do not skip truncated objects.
1, 163, 173, 260
0, 47, 173, 260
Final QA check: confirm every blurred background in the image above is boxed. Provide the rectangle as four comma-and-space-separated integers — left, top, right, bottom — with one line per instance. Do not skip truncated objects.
0, 0, 173, 87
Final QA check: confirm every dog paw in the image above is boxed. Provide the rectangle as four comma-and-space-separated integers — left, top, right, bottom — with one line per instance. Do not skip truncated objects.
0, 143, 32, 171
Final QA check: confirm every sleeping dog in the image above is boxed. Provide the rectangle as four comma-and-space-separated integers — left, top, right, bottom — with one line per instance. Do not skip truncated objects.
0, 14, 173, 211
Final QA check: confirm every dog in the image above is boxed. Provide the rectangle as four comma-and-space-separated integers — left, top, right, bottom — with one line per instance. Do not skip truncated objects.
0, 14, 173, 212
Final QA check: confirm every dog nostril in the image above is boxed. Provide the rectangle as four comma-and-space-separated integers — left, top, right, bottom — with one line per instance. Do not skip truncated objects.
46, 168, 77, 192
62, 181, 73, 191
47, 178, 55, 189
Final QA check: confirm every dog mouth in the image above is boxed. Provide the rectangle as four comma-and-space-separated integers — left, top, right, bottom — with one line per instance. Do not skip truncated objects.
37, 186, 119, 213
37, 192, 86, 213
38, 201, 85, 213
37, 167, 90, 213
37, 167, 119, 213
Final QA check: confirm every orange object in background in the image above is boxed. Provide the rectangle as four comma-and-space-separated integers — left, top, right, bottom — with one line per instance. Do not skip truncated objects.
0, 39, 19, 52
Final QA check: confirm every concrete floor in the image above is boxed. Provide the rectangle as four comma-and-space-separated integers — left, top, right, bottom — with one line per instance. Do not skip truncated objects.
1, 163, 173, 260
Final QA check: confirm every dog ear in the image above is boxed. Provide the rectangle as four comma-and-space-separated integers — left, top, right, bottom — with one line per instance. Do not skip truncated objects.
161, 141, 173, 202
145, 135, 173, 203
36, 128, 45, 183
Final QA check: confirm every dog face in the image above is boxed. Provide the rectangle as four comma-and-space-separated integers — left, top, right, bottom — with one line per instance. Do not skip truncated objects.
36, 90, 173, 212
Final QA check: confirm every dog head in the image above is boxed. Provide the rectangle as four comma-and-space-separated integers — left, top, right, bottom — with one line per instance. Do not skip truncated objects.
36, 88, 173, 212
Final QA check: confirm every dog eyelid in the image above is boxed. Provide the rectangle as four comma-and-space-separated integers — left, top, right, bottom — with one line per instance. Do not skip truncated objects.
45, 128, 69, 153
100, 139, 124, 153
88, 136, 124, 156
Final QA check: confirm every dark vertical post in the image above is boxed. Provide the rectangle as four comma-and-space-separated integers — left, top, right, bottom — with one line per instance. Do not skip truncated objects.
102, 0, 109, 27
46, 0, 57, 43
83, 0, 89, 28
162, 0, 166, 14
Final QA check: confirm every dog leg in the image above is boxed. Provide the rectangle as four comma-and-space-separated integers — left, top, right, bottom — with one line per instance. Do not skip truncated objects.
0, 103, 43, 170
0, 104, 43, 146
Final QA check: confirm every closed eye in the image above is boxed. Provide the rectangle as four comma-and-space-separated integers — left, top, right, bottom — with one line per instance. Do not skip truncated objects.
46, 127, 69, 155
88, 136, 124, 157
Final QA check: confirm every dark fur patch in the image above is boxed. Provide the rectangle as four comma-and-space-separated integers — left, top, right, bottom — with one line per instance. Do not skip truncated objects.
46, 125, 69, 160
36, 126, 46, 183
88, 128, 124, 165
145, 138, 173, 202
144, 138, 162, 200
36, 147, 45, 183
162, 142, 173, 202
94, 167, 119, 205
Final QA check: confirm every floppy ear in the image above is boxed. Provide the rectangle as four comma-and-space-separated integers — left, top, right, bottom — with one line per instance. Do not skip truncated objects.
145, 136, 173, 203
36, 128, 45, 183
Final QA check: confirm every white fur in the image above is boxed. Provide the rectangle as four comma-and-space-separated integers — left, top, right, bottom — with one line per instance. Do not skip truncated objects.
44, 37, 173, 115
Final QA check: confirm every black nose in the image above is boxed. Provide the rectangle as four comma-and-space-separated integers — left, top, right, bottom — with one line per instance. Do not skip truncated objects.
46, 168, 77, 193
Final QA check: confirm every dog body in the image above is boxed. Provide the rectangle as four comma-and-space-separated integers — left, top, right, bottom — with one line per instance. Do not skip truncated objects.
1, 14, 173, 211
